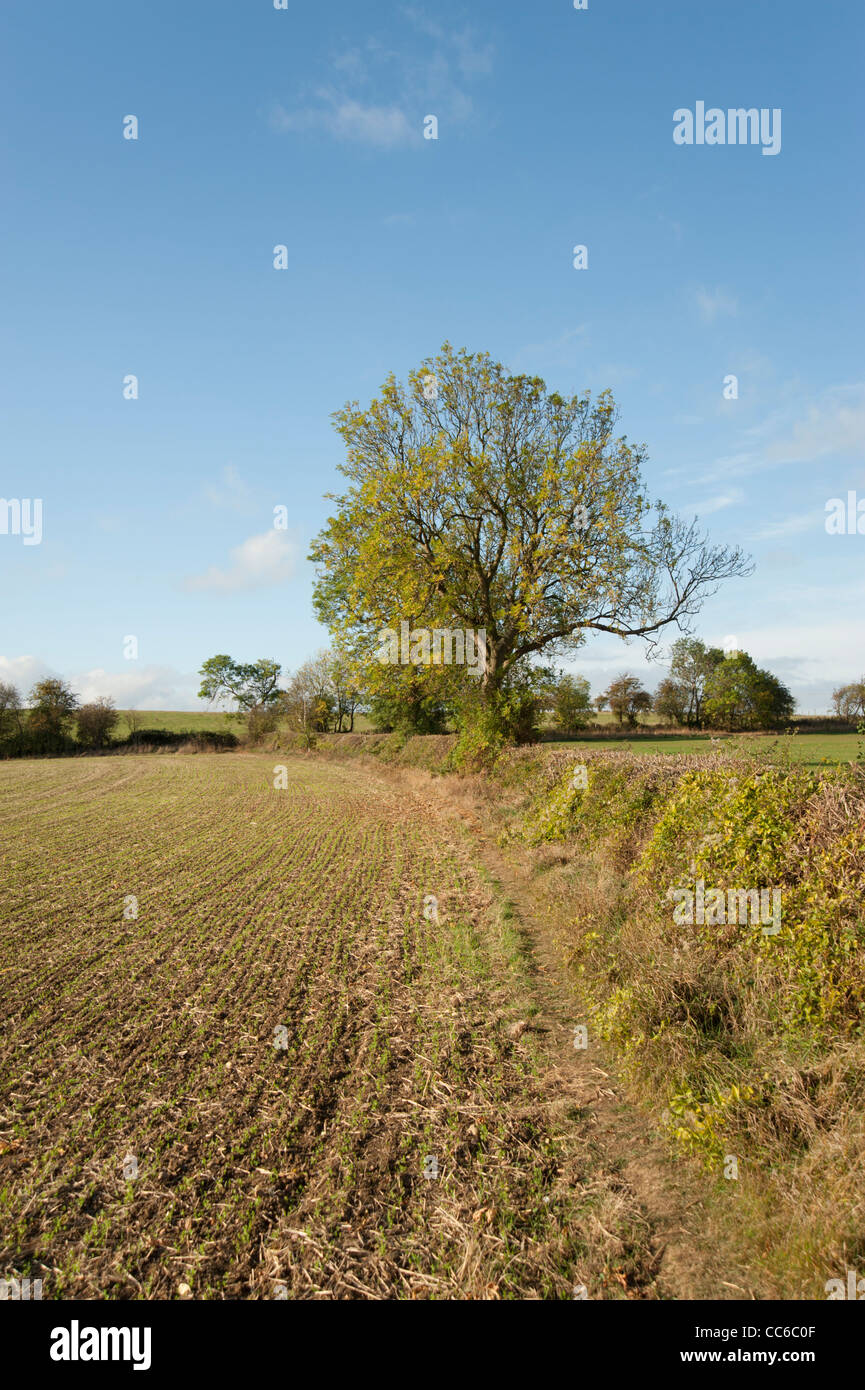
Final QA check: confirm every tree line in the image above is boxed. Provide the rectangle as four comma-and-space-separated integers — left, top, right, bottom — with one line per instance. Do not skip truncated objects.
0, 679, 237, 758
193, 635, 800, 743
0, 639, 847, 763
0, 680, 118, 756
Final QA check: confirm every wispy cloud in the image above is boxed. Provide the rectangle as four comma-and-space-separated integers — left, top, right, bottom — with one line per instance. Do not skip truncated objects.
766, 382, 865, 464
680, 488, 744, 517
749, 510, 817, 542
694, 285, 739, 324
0, 656, 205, 710
184, 529, 297, 593
400, 10, 494, 75
688, 381, 865, 488
271, 94, 415, 148
205, 465, 251, 510
510, 326, 589, 373
270, 16, 493, 149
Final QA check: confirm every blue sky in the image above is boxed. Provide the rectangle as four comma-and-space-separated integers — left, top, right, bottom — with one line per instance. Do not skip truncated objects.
1, 0, 863, 711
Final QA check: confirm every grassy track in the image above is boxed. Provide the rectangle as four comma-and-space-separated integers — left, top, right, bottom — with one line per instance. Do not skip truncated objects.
0, 753, 615, 1300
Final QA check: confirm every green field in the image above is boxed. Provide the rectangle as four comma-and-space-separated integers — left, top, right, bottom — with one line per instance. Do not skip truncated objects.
115, 709, 238, 737
545, 731, 862, 768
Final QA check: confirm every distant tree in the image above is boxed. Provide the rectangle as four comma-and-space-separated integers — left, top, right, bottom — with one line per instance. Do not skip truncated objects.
77, 698, 119, 749
653, 676, 689, 726
552, 673, 593, 736
597, 674, 652, 727
198, 656, 283, 738
198, 656, 283, 715
327, 647, 364, 732
245, 703, 282, 744
279, 688, 317, 748
831, 678, 865, 721
703, 653, 794, 731
28, 678, 79, 751
670, 637, 725, 727
284, 658, 335, 737
304, 652, 338, 727
630, 690, 653, 725
0, 682, 22, 749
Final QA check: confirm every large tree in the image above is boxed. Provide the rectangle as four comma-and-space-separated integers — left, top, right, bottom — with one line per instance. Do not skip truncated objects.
310, 345, 751, 731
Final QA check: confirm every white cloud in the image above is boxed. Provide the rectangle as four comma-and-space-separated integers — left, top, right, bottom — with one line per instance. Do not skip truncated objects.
722, 617, 865, 711
0, 658, 205, 711
184, 529, 297, 593
0, 654, 54, 694
72, 665, 202, 710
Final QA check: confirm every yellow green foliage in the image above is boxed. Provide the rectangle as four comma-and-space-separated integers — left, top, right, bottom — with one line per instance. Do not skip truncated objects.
518, 751, 865, 1173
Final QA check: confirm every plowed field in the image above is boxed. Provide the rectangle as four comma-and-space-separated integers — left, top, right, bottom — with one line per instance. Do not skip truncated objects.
0, 754, 595, 1299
